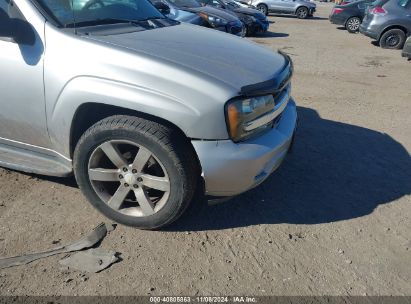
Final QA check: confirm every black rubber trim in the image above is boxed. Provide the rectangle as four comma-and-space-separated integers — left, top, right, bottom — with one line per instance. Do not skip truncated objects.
29, 0, 63, 27
240, 51, 293, 97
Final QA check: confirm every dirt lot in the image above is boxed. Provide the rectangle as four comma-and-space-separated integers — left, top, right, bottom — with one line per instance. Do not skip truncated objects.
0, 2, 410, 297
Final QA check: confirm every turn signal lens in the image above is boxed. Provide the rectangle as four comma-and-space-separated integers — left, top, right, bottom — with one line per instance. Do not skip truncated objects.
227, 103, 239, 139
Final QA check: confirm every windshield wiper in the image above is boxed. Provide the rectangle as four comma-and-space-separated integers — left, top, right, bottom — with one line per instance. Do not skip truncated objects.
65, 18, 142, 28
135, 16, 166, 22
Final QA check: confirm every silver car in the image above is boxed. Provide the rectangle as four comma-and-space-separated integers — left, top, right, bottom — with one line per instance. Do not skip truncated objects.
0, 0, 297, 229
249, 0, 316, 18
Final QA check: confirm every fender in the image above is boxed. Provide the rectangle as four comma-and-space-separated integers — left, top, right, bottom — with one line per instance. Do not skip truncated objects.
48, 76, 205, 158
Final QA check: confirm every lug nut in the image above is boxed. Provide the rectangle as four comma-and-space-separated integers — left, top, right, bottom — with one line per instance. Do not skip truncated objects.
124, 183, 129, 187
133, 184, 138, 189
132, 169, 137, 174
123, 167, 128, 172
137, 177, 143, 182
119, 174, 123, 179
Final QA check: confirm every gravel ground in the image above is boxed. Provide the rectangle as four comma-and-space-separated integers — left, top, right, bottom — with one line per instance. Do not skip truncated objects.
0, 3, 410, 296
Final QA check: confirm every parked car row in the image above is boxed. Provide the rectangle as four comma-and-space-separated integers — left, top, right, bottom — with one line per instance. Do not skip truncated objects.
329, 0, 411, 59
248, 0, 317, 19
151, 0, 318, 38
151, 0, 268, 36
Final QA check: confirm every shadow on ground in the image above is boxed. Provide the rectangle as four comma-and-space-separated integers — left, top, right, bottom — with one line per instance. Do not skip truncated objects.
169, 106, 411, 231
254, 31, 289, 38
270, 14, 328, 20
6, 107, 410, 232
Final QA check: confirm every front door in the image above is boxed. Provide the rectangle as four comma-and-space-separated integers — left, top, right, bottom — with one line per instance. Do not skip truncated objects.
0, 0, 50, 148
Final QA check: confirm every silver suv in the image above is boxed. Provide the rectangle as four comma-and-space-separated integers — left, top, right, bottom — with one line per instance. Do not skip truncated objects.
0, 0, 297, 229
249, 0, 317, 18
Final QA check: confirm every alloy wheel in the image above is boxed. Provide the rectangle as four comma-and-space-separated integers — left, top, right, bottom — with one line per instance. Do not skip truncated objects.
257, 4, 268, 15
386, 34, 400, 48
347, 18, 360, 32
297, 7, 308, 19
88, 140, 170, 217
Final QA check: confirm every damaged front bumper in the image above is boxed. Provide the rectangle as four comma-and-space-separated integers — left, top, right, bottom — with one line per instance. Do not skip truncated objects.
192, 99, 297, 197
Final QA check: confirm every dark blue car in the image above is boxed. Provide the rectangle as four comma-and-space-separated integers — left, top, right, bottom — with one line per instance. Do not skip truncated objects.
153, 0, 246, 36
197, 0, 269, 36
329, 0, 373, 33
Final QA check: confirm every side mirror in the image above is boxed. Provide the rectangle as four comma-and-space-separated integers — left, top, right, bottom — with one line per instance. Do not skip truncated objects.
153, 2, 171, 15
0, 9, 35, 45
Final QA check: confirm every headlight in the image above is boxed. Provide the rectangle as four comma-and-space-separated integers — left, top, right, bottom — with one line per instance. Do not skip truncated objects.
225, 94, 275, 142
199, 13, 228, 27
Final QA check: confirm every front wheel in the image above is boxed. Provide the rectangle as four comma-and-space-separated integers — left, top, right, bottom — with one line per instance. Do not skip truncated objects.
345, 17, 361, 33
73, 115, 199, 229
379, 29, 406, 49
245, 25, 255, 37
296, 6, 309, 19
257, 4, 268, 16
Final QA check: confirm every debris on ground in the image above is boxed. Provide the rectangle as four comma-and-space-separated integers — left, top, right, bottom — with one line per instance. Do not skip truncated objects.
106, 223, 117, 233
0, 223, 107, 270
59, 248, 119, 273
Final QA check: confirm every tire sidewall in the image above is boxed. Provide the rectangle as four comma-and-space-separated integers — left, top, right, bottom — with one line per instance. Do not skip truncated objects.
74, 127, 188, 229
296, 7, 308, 19
380, 29, 406, 49
346, 17, 360, 33
257, 4, 268, 16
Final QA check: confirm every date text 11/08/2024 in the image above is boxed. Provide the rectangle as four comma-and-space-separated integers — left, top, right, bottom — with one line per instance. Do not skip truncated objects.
149, 296, 257, 303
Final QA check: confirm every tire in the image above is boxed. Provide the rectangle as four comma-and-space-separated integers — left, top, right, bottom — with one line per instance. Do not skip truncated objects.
257, 4, 268, 16
73, 115, 199, 230
245, 25, 255, 37
379, 29, 406, 49
345, 17, 361, 33
296, 6, 309, 19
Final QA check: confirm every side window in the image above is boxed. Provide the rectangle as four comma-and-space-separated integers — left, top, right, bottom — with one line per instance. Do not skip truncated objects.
358, 2, 366, 9
398, 0, 409, 7
211, 0, 223, 7
0, 0, 10, 16
0, 0, 24, 19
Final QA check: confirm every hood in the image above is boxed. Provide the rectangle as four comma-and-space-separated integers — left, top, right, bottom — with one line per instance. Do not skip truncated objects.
85, 23, 287, 91
186, 6, 240, 21
233, 6, 266, 19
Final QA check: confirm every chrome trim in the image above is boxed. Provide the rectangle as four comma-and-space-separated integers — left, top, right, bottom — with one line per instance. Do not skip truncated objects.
243, 85, 290, 132
0, 136, 72, 162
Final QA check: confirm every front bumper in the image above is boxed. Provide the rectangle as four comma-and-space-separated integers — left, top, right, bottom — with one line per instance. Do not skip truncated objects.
226, 20, 246, 37
402, 37, 411, 58
254, 19, 270, 32
192, 99, 297, 197
309, 7, 316, 15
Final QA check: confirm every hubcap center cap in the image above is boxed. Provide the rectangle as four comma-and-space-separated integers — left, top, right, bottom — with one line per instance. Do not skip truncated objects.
124, 173, 137, 185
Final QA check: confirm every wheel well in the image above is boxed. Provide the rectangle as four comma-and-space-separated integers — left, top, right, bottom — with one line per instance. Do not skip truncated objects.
379, 25, 408, 40
69, 103, 200, 169
295, 6, 308, 13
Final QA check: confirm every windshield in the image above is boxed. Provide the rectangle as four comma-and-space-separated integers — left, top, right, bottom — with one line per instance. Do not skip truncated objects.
369, 0, 389, 6
223, 1, 241, 8
167, 0, 202, 8
35, 0, 164, 27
